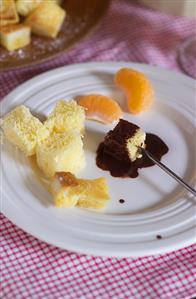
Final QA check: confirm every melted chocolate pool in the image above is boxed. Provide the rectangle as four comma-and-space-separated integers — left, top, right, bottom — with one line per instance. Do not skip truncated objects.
96, 133, 168, 178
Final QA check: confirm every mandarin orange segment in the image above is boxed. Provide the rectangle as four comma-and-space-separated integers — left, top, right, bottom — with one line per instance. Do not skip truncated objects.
115, 68, 155, 114
78, 94, 123, 124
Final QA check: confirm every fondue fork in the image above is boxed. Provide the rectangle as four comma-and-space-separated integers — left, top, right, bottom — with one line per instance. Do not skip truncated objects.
138, 147, 196, 197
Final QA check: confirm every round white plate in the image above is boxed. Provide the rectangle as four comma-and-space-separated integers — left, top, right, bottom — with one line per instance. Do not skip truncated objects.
1, 62, 196, 257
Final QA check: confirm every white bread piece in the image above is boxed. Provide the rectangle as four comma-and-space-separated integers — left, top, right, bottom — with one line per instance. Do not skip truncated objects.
25, 1, 66, 38
0, 0, 19, 26
0, 24, 31, 51
16, 0, 43, 17
1, 105, 48, 156
36, 131, 85, 178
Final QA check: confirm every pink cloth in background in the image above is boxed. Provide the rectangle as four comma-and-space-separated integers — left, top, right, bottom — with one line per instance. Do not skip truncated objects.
1, 1, 196, 298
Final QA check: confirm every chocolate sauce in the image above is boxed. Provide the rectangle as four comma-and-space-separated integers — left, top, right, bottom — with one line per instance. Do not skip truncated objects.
119, 199, 125, 204
96, 133, 169, 178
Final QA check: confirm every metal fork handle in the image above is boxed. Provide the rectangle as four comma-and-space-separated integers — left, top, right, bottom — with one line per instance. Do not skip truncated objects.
140, 147, 196, 197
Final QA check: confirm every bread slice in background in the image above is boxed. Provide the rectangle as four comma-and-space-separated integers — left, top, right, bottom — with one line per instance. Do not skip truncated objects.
0, 24, 31, 51
0, 0, 19, 26
16, 0, 43, 17
16, 0, 63, 17
25, 1, 66, 38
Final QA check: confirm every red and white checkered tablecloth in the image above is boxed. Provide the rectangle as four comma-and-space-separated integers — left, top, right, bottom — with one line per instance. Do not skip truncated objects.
1, 1, 196, 298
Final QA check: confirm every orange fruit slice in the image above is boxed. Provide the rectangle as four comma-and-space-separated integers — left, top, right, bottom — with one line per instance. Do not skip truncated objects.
78, 94, 123, 124
115, 68, 155, 114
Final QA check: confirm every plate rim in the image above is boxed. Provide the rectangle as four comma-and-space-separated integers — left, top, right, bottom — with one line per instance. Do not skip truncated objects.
2, 191, 196, 258
1, 61, 195, 101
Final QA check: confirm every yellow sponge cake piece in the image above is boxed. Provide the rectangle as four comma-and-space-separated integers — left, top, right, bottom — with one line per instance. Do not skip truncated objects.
45, 100, 85, 135
76, 178, 110, 209
51, 172, 110, 209
1, 105, 47, 156
51, 172, 79, 208
36, 132, 85, 178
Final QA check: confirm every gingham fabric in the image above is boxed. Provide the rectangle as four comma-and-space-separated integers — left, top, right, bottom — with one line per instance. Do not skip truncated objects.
1, 1, 196, 298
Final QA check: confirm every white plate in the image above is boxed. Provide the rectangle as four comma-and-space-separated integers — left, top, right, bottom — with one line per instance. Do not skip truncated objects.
1, 62, 196, 257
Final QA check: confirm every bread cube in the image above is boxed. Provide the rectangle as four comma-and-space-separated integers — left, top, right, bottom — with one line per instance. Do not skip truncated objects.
25, 2, 66, 38
36, 132, 85, 178
45, 100, 85, 135
16, 0, 43, 17
51, 172, 110, 209
1, 105, 47, 156
0, 24, 31, 51
0, 0, 19, 26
